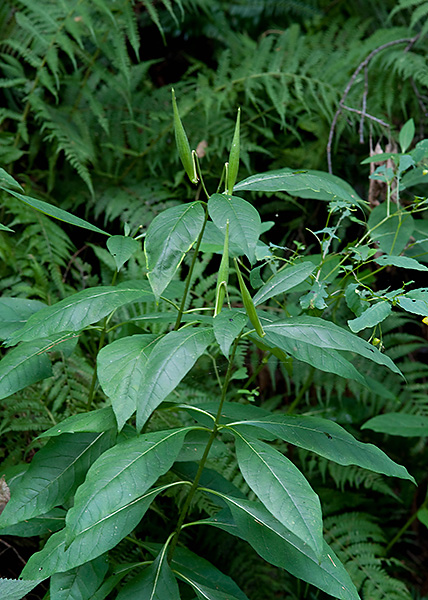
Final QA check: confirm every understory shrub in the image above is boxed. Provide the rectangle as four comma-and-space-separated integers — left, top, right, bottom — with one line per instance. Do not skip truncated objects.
0, 101, 428, 600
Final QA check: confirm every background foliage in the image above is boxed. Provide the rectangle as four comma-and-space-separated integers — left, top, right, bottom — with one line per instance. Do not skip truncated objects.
1, 1, 428, 599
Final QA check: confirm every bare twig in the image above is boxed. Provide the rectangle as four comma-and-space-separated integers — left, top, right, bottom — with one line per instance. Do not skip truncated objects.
0, 538, 27, 567
342, 104, 389, 127
327, 35, 420, 173
62, 244, 88, 283
359, 65, 369, 143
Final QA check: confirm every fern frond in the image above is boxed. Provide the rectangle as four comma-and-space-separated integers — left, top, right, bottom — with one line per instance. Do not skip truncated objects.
325, 512, 413, 600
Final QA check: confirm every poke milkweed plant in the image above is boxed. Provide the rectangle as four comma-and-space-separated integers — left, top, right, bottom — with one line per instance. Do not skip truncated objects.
0, 98, 427, 600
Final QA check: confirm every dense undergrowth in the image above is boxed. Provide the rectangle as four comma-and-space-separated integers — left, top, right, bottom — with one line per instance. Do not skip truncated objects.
1, 1, 428, 599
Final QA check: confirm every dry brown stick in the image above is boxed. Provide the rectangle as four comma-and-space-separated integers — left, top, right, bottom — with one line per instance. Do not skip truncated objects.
359, 65, 369, 143
0, 538, 27, 566
327, 35, 420, 174
341, 104, 389, 127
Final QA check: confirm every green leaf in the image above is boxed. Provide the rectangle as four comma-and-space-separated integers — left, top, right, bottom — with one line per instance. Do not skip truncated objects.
20, 486, 171, 580
362, 413, 428, 437
213, 309, 247, 358
0, 340, 52, 400
345, 283, 365, 316
229, 415, 415, 482
97, 335, 159, 430
90, 564, 140, 600
399, 118, 415, 153
1, 187, 109, 235
398, 154, 415, 175
233, 435, 323, 557
5, 282, 153, 346
0, 297, 46, 340
0, 432, 115, 528
418, 507, 428, 529
65, 428, 191, 548
263, 317, 402, 376
0, 167, 24, 191
173, 463, 247, 510
253, 333, 368, 385
107, 235, 140, 272
176, 430, 227, 462
204, 494, 359, 600
397, 289, 428, 315
374, 254, 428, 271
234, 169, 362, 205
50, 555, 109, 600
145, 202, 205, 298
187, 401, 271, 434
0, 222, 14, 232
117, 545, 180, 600
0, 508, 65, 537
253, 262, 315, 306
200, 221, 243, 256
361, 152, 399, 164
0, 578, 42, 600
368, 203, 414, 255
347, 301, 392, 333
299, 280, 328, 310
208, 194, 261, 264
38, 407, 118, 439
136, 327, 214, 431
171, 546, 249, 600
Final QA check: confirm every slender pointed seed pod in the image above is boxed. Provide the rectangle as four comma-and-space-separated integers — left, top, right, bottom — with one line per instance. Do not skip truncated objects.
234, 258, 265, 337
227, 108, 241, 195
172, 88, 198, 184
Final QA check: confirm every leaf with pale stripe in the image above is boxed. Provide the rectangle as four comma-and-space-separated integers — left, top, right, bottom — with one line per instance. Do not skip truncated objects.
145, 202, 205, 298
171, 546, 249, 600
20, 484, 176, 580
6, 282, 153, 345
203, 493, 359, 600
263, 317, 401, 376
208, 194, 261, 264
0, 431, 115, 528
0, 297, 46, 340
229, 415, 415, 482
253, 262, 315, 306
98, 334, 159, 429
136, 327, 214, 430
50, 555, 108, 600
253, 333, 367, 385
234, 435, 323, 557
65, 428, 192, 547
116, 545, 180, 600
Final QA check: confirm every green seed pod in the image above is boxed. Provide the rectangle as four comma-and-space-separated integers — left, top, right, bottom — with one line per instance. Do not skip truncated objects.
234, 258, 265, 337
227, 108, 240, 195
172, 88, 198, 184
214, 220, 229, 316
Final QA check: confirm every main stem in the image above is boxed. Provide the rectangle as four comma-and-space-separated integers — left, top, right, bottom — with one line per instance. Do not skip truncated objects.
167, 337, 240, 562
87, 271, 118, 410
174, 207, 209, 331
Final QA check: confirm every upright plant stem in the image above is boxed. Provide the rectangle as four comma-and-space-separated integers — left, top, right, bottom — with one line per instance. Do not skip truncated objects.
385, 494, 428, 555
86, 322, 106, 410
167, 337, 240, 562
287, 367, 314, 414
174, 207, 209, 330
87, 270, 118, 410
